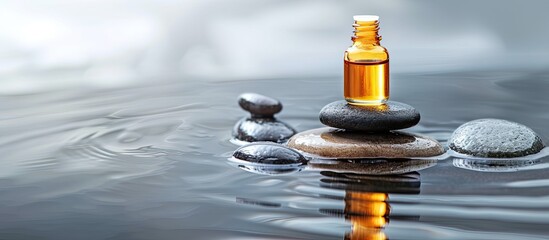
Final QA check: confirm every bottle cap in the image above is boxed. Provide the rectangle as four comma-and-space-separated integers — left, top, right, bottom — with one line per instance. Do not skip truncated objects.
353, 15, 379, 22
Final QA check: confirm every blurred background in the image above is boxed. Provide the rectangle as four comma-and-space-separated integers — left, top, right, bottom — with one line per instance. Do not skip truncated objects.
1, 0, 549, 94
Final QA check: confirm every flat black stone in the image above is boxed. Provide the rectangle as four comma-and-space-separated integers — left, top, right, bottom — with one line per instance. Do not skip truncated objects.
319, 100, 420, 131
232, 142, 307, 165
238, 93, 282, 117
232, 117, 296, 143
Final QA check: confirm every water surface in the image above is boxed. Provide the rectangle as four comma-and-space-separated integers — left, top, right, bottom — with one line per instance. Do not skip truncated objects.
1, 69, 549, 239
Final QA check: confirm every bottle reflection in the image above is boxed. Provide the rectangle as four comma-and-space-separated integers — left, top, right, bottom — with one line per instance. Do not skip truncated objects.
344, 191, 389, 240
316, 158, 430, 240
230, 155, 435, 239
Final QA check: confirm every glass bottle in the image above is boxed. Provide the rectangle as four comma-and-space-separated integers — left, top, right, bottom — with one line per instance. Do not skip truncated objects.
344, 15, 389, 105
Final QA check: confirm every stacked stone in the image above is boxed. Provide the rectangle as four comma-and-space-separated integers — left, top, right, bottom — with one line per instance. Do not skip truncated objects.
232, 93, 296, 144
288, 100, 445, 159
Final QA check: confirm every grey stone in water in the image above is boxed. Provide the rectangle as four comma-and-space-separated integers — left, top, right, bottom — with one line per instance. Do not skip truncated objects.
233, 92, 295, 143
319, 100, 420, 131
233, 117, 296, 143
448, 118, 545, 158
232, 142, 307, 165
238, 93, 282, 117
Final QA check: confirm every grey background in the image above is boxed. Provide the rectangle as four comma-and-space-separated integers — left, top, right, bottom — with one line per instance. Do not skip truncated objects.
0, 0, 548, 94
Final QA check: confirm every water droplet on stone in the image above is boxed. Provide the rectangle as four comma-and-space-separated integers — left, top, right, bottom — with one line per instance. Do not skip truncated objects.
233, 93, 296, 144
233, 117, 296, 144
448, 119, 544, 158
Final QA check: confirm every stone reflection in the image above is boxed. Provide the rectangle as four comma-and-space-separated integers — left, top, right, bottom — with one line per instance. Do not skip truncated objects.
321, 130, 416, 145
317, 159, 430, 240
452, 158, 542, 172
310, 158, 436, 176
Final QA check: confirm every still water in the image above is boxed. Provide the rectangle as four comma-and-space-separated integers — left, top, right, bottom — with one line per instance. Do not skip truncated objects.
1, 69, 549, 239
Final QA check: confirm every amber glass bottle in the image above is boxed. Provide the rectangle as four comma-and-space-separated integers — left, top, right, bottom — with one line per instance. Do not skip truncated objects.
344, 15, 389, 105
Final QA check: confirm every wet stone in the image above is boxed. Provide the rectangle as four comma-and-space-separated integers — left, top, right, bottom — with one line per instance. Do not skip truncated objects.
232, 117, 296, 143
238, 93, 282, 117
448, 119, 545, 158
319, 100, 420, 132
232, 142, 307, 165
287, 127, 444, 158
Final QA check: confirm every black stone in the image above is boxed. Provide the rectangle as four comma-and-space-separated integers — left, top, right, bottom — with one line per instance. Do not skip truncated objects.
448, 118, 545, 158
238, 93, 282, 117
232, 142, 307, 165
233, 117, 296, 143
319, 100, 420, 131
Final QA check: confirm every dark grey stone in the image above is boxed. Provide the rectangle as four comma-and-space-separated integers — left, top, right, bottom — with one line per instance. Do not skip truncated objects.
238, 93, 282, 117
232, 142, 307, 165
232, 117, 296, 143
448, 119, 545, 158
319, 100, 420, 131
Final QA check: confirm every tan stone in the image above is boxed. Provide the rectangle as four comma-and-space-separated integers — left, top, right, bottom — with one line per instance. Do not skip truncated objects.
287, 127, 444, 158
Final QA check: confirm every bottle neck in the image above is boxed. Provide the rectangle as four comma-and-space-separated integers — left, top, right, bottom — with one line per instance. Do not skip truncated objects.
352, 20, 381, 45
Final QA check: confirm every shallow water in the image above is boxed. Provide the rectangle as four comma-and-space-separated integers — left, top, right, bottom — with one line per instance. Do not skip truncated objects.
1, 69, 549, 239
